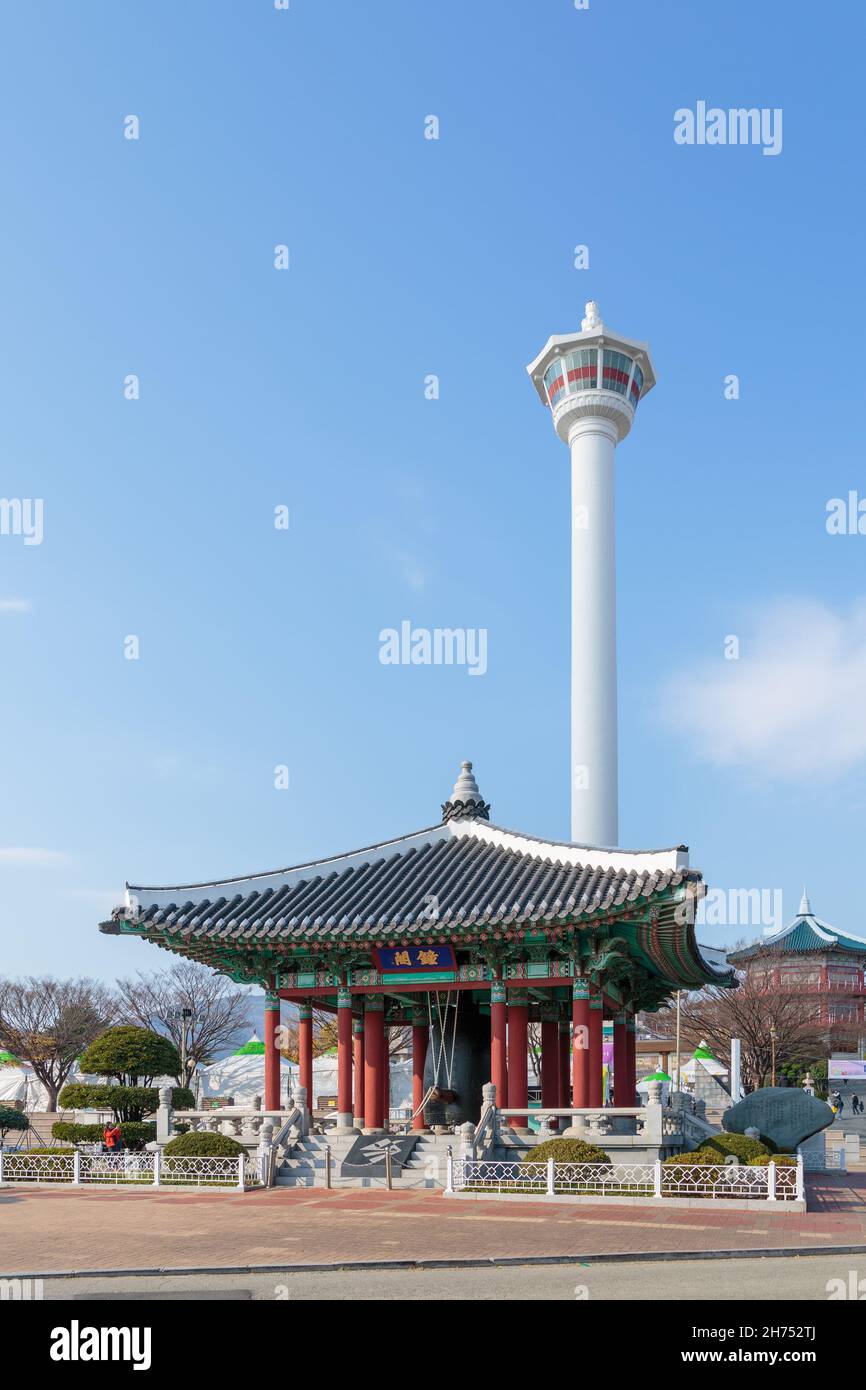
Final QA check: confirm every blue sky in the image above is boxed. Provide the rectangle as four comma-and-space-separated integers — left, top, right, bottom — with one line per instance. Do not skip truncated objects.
1, 1, 865, 984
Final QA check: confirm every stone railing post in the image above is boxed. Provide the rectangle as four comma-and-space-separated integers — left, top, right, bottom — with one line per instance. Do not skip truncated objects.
642, 1099, 663, 1146
653, 1159, 663, 1199
458, 1122, 475, 1158
795, 1154, 805, 1202
72, 1150, 81, 1186
257, 1119, 275, 1187
767, 1159, 777, 1201
444, 1147, 455, 1196
293, 1086, 309, 1137
481, 1082, 498, 1141
546, 1156, 556, 1196
156, 1085, 173, 1144
153, 1150, 161, 1188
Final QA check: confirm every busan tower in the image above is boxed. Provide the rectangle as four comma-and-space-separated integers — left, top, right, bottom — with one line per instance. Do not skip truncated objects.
527, 302, 656, 847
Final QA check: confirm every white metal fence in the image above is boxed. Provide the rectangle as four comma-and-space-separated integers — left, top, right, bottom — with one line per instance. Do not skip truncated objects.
0, 1150, 255, 1190
447, 1156, 803, 1202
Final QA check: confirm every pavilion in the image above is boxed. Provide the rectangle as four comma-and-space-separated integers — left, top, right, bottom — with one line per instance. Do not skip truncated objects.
728, 892, 866, 1032
101, 761, 734, 1132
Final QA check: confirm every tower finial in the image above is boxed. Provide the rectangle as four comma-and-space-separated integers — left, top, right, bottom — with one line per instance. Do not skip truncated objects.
799, 887, 812, 916
581, 300, 601, 332
442, 760, 490, 823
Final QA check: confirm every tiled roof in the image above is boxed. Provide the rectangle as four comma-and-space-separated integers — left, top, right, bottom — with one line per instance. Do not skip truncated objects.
729, 907, 866, 962
100, 818, 730, 986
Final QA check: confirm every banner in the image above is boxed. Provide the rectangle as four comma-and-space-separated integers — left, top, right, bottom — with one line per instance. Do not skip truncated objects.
828, 1059, 866, 1079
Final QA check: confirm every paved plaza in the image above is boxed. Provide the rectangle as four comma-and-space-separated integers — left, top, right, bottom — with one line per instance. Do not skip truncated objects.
32, 1253, 865, 1301
3, 1173, 866, 1278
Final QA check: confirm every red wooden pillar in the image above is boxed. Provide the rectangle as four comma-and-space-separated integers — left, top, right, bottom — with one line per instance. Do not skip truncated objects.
559, 1018, 570, 1107
626, 1015, 637, 1106
363, 996, 384, 1130
541, 1007, 559, 1122
507, 990, 529, 1129
298, 1000, 314, 1118
264, 990, 281, 1113
382, 1022, 391, 1130
572, 978, 591, 1109
352, 1015, 365, 1127
588, 990, 603, 1107
612, 1012, 629, 1106
490, 975, 508, 1109
412, 1009, 429, 1131
336, 985, 354, 1129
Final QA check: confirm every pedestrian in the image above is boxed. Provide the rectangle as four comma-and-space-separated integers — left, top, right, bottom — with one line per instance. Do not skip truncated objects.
832, 1090, 844, 1116
103, 1122, 122, 1153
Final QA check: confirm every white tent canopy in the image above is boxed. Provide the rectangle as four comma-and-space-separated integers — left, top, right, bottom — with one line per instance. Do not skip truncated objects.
680, 1040, 728, 1079
196, 1033, 414, 1113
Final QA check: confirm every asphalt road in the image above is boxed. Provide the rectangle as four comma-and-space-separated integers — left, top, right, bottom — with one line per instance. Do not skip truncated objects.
34, 1253, 866, 1301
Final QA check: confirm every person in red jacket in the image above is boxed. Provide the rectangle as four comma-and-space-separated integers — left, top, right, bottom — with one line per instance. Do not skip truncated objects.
103, 1123, 122, 1153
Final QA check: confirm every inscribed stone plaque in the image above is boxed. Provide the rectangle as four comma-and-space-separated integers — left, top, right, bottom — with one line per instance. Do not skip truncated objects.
722, 1086, 833, 1151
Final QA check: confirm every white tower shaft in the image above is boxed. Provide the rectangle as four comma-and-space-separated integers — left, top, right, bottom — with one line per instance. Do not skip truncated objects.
526, 302, 656, 849
570, 417, 618, 846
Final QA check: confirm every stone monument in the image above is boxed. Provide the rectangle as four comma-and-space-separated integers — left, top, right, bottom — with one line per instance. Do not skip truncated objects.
722, 1086, 833, 1152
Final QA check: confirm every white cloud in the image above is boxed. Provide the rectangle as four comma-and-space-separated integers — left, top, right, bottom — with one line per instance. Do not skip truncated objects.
0, 848, 73, 868
660, 597, 866, 779
396, 551, 427, 591
0, 598, 32, 613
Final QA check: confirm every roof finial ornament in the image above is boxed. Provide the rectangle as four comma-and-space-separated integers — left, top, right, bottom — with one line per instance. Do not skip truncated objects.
799, 887, 812, 916
581, 300, 601, 332
442, 760, 491, 824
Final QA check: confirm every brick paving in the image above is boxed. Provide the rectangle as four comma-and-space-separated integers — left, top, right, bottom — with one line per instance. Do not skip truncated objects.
2, 1174, 866, 1274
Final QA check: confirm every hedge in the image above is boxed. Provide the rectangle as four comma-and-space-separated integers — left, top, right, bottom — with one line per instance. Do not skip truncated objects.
524, 1137, 611, 1165
58, 1084, 194, 1118
51, 1121, 156, 1150
163, 1131, 246, 1157
0, 1106, 28, 1137
694, 1133, 770, 1164
21, 1147, 76, 1155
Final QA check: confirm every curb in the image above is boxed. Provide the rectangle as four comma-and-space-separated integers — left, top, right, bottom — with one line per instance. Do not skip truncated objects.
6, 1245, 866, 1280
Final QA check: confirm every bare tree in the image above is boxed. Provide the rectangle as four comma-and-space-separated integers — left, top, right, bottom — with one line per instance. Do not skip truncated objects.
0, 977, 117, 1111
116, 961, 253, 1088
652, 968, 851, 1093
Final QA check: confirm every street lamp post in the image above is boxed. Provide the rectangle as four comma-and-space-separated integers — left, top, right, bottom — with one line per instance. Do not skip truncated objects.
769, 1021, 777, 1087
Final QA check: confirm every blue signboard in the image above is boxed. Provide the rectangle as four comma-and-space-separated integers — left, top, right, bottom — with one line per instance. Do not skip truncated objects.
373, 945, 456, 973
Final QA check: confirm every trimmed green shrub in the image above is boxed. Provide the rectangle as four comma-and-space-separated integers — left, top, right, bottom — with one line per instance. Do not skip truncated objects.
78, 1027, 181, 1086
663, 1150, 718, 1166
23, 1147, 76, 1155
696, 1133, 770, 1163
51, 1121, 156, 1150
747, 1153, 796, 1167
0, 1106, 28, 1139
58, 1084, 193, 1120
163, 1131, 245, 1158
525, 1137, 610, 1165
